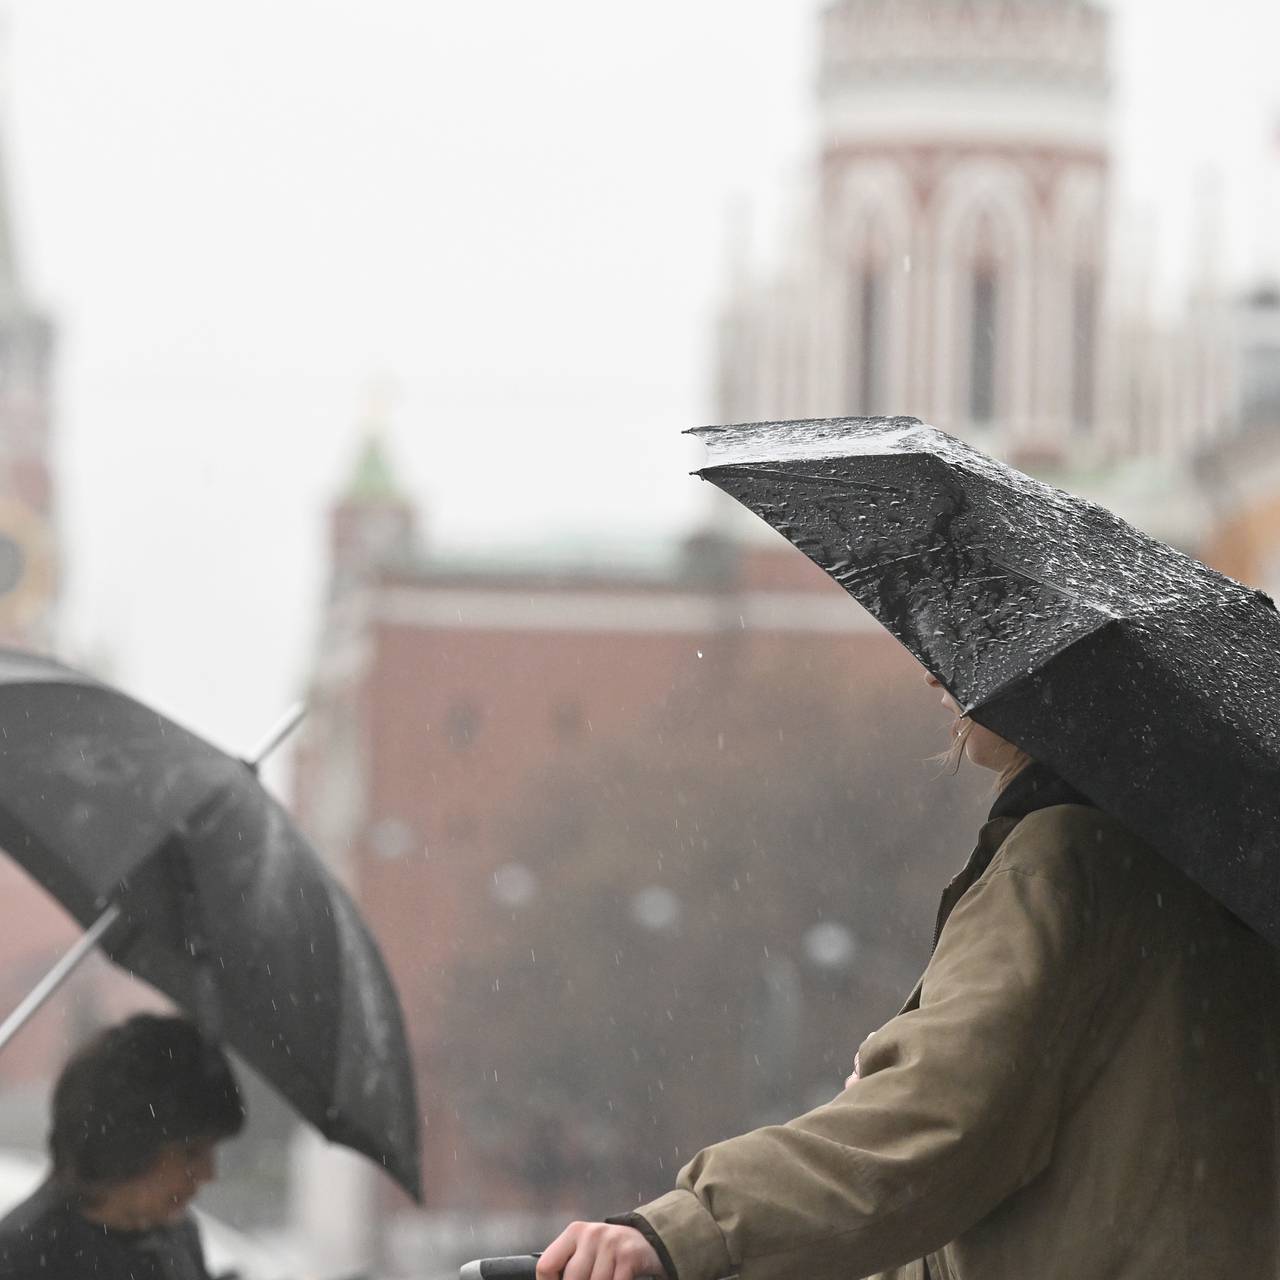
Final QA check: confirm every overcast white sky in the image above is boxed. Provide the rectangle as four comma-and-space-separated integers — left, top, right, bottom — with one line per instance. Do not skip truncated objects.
5, 0, 1280, 759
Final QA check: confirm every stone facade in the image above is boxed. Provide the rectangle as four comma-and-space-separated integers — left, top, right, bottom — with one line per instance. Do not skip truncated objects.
716, 0, 1274, 497
721, 0, 1111, 470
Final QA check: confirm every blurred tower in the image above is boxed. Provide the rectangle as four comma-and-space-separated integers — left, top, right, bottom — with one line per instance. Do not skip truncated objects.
720, 0, 1111, 468
329, 426, 420, 600
0, 75, 57, 650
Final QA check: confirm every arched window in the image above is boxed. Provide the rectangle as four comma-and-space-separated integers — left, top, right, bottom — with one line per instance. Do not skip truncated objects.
848, 221, 890, 414
1071, 264, 1098, 433
936, 162, 1036, 436
857, 266, 884, 412
968, 226, 1001, 426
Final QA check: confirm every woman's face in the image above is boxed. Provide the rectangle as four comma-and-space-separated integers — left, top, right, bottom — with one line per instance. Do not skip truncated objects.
924, 673, 1021, 774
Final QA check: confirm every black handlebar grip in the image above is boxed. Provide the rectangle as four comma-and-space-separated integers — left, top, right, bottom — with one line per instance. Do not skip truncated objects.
459, 1256, 541, 1280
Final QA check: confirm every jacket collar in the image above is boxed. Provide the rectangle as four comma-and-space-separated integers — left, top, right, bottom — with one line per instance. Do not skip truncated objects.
898, 762, 1097, 1016
988, 760, 1093, 824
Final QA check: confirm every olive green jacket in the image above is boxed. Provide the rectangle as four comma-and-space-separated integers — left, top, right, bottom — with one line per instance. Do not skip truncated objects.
635, 803, 1280, 1279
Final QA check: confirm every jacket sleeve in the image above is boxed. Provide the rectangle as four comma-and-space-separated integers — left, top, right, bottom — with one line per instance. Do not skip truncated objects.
634, 816, 1103, 1280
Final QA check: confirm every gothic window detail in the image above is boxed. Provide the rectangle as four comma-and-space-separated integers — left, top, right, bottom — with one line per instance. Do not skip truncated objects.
969, 262, 999, 425
772, 310, 793, 414
784, 326, 807, 416
952, 207, 1011, 430
1071, 264, 1098, 433
857, 268, 883, 412
848, 221, 890, 415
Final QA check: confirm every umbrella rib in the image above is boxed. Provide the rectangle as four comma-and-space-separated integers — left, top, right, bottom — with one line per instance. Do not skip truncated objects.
978, 548, 1105, 610
838, 547, 951, 586
710, 464, 907, 497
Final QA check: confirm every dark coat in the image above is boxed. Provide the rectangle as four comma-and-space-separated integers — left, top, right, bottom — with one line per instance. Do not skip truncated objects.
0, 1177, 214, 1280
633, 768, 1280, 1279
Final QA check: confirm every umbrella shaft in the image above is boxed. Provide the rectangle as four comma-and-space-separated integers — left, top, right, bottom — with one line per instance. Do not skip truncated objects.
0, 905, 121, 1053
248, 703, 307, 768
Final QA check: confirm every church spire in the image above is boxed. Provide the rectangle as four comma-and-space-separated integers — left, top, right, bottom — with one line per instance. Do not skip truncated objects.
327, 390, 422, 599
343, 431, 402, 504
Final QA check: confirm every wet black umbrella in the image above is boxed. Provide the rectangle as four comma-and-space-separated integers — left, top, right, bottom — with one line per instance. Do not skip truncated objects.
695, 415, 1280, 947
0, 648, 421, 1199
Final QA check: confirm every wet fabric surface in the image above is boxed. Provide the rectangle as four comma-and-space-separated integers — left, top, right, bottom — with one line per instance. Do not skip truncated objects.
695, 415, 1280, 947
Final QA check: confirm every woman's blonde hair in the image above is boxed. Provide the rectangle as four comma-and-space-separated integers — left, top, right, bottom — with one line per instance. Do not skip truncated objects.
935, 716, 1033, 794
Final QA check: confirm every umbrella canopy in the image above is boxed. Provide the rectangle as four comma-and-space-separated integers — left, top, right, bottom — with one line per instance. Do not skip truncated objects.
0, 648, 420, 1200
695, 415, 1280, 947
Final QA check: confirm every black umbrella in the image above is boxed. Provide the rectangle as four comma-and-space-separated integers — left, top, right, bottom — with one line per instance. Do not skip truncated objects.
694, 415, 1280, 947
0, 647, 421, 1200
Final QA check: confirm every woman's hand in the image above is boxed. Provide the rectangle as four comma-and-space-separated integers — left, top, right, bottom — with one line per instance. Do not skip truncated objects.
537, 1221, 667, 1280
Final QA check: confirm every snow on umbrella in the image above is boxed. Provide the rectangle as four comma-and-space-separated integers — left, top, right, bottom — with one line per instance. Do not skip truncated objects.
694, 415, 1280, 946
0, 648, 420, 1200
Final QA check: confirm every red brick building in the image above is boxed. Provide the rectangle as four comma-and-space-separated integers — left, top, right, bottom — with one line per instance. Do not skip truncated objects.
291, 435, 926, 1228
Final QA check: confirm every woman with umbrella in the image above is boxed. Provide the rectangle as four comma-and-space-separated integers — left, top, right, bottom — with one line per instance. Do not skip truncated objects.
536, 671, 1280, 1279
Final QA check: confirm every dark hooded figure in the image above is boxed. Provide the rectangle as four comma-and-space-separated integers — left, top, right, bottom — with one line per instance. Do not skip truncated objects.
0, 1014, 245, 1280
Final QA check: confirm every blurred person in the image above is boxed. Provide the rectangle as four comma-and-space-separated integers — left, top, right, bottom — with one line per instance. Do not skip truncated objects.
0, 1014, 244, 1280
537, 672, 1280, 1279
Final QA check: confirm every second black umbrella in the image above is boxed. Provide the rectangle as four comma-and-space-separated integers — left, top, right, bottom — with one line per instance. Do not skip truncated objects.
0, 648, 421, 1200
